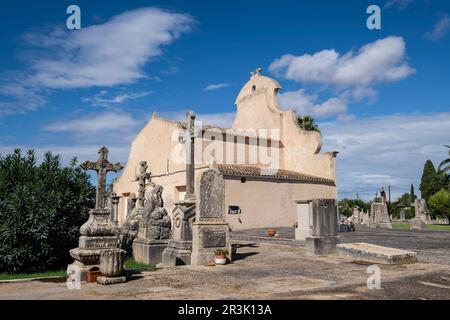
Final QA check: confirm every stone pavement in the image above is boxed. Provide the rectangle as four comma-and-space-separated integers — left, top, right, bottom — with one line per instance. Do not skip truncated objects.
1, 226, 449, 300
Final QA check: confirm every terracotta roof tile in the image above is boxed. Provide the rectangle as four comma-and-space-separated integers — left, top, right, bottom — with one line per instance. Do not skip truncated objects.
217, 164, 334, 184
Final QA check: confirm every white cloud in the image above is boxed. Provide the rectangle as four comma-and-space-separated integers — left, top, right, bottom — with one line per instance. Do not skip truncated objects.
269, 36, 414, 89
384, 0, 414, 10
24, 8, 195, 89
42, 110, 148, 152
203, 83, 232, 91
320, 112, 450, 200
0, 7, 195, 115
278, 89, 347, 119
425, 14, 450, 42
84, 90, 152, 107
269, 36, 415, 119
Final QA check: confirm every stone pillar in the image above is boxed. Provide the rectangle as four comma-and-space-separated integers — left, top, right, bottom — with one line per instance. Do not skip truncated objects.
191, 168, 229, 266
305, 199, 339, 255
369, 202, 392, 229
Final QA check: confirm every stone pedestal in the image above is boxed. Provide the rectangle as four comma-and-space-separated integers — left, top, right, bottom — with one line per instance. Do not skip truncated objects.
67, 208, 123, 283
97, 248, 126, 285
132, 239, 168, 265
305, 199, 339, 255
191, 221, 229, 266
162, 200, 196, 266
369, 203, 392, 229
410, 218, 426, 231
162, 240, 192, 266
306, 236, 340, 255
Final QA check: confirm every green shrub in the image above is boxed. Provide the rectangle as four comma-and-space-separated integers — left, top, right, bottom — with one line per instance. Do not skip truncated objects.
0, 149, 95, 273
428, 189, 450, 223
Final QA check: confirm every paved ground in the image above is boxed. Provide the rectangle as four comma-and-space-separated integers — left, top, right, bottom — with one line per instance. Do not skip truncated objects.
0, 226, 449, 300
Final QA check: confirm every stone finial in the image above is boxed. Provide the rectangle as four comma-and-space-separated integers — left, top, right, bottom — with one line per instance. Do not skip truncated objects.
250, 67, 262, 78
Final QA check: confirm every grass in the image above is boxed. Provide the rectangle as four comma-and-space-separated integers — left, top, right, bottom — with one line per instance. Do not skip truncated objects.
124, 256, 156, 272
0, 270, 66, 281
0, 257, 156, 281
392, 223, 450, 231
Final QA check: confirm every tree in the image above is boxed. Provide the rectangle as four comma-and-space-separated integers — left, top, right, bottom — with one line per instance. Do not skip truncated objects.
438, 145, 450, 174
0, 149, 95, 273
410, 184, 415, 200
420, 160, 442, 202
428, 189, 450, 224
296, 116, 321, 133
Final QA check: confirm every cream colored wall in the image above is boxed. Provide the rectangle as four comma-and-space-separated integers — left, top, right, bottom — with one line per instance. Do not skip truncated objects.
224, 177, 336, 231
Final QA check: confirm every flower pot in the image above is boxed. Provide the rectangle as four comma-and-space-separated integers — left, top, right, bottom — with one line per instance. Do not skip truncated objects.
87, 268, 102, 283
215, 256, 227, 265
267, 229, 276, 237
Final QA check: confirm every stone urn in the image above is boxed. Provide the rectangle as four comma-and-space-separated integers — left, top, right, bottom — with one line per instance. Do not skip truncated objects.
99, 249, 126, 278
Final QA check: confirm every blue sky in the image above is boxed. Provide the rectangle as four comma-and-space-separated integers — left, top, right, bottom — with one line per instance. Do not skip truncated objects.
0, 0, 449, 200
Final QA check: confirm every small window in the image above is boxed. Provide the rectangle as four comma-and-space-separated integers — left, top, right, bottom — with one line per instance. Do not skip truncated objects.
241, 177, 246, 183
228, 206, 241, 215
252, 85, 256, 92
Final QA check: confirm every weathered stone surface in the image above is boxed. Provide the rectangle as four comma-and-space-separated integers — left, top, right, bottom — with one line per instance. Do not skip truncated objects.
410, 218, 426, 231
162, 240, 192, 266
137, 185, 172, 240
337, 242, 418, 265
78, 236, 119, 249
202, 230, 227, 248
305, 199, 339, 255
414, 199, 432, 224
305, 236, 339, 255
80, 146, 123, 210
80, 208, 117, 237
369, 202, 392, 229
161, 202, 196, 267
133, 239, 168, 265
96, 276, 126, 285
99, 249, 126, 278
191, 168, 229, 266
198, 169, 225, 219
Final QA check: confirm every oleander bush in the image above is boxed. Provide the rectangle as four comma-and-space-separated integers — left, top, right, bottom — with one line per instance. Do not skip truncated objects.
0, 149, 95, 273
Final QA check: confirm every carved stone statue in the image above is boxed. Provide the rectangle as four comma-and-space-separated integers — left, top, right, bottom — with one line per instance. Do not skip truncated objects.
138, 185, 172, 240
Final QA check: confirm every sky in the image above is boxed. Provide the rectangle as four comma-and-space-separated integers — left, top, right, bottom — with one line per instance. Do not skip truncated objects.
0, 0, 449, 200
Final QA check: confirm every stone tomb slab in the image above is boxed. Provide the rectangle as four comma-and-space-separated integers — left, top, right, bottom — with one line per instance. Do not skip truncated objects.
337, 242, 418, 265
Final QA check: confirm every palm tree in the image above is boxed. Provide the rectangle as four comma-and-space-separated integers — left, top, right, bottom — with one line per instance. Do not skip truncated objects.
296, 115, 321, 133
438, 145, 450, 174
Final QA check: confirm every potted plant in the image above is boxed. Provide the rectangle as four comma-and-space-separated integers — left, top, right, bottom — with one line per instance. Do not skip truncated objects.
214, 249, 229, 265
267, 229, 277, 237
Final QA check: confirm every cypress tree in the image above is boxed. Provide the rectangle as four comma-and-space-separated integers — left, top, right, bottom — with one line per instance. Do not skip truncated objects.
420, 160, 440, 201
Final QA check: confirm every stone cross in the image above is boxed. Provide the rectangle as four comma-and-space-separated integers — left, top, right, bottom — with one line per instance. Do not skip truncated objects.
179, 111, 196, 202
135, 161, 151, 208
81, 146, 123, 209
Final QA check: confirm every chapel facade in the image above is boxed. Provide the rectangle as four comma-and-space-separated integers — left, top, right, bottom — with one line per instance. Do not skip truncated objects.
113, 69, 337, 231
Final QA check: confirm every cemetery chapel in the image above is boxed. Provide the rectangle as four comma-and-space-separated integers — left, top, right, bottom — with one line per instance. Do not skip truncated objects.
113, 69, 337, 231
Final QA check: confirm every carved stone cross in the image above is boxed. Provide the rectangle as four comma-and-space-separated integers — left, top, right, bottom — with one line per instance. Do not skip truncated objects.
81, 146, 123, 209
135, 161, 151, 208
